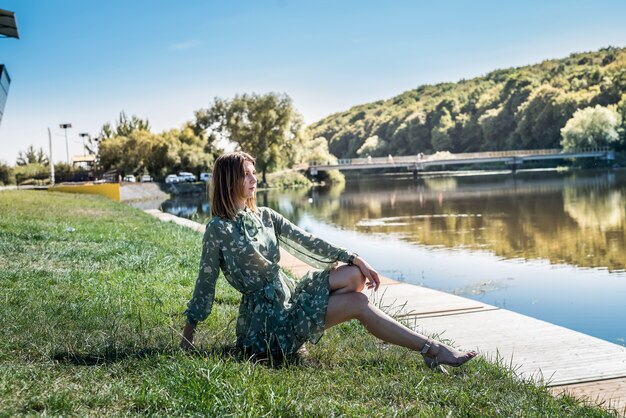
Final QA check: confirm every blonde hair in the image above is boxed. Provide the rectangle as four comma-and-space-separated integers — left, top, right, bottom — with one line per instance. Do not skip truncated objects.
211, 151, 257, 219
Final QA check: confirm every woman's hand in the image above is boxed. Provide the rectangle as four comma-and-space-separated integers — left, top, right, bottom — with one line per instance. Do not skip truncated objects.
180, 322, 196, 351
354, 256, 380, 291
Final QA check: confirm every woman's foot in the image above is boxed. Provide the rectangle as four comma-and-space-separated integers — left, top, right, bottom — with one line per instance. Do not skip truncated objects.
421, 340, 477, 372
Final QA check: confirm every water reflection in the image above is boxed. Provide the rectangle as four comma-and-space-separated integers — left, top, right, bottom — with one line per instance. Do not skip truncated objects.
285, 170, 626, 272
160, 195, 210, 221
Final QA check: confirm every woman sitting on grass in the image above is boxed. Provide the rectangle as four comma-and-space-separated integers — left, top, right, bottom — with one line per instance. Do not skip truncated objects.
181, 151, 477, 372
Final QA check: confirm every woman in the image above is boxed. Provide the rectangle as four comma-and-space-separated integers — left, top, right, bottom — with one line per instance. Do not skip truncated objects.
181, 151, 476, 371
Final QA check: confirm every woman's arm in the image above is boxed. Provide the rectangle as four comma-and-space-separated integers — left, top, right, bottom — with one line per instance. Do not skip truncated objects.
267, 207, 352, 265
181, 221, 221, 350
267, 207, 379, 289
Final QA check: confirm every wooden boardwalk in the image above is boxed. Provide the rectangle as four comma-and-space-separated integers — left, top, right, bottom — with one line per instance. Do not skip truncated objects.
146, 209, 626, 415
371, 283, 626, 414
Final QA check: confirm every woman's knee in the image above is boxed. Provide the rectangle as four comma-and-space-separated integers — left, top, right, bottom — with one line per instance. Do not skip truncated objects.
345, 292, 370, 319
348, 266, 366, 292
329, 265, 365, 294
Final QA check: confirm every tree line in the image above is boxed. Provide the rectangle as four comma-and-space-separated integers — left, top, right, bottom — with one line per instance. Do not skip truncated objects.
308, 46, 626, 158
95, 96, 335, 183
1, 95, 337, 185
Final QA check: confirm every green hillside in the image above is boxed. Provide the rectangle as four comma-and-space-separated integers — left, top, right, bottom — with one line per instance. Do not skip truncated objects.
308, 46, 626, 158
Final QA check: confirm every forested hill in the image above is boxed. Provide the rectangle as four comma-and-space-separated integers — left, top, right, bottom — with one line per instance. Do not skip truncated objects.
307, 46, 626, 158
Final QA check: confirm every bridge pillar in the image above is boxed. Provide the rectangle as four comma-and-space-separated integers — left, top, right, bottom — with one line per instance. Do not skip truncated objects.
507, 157, 523, 174
411, 163, 424, 179
607, 150, 615, 161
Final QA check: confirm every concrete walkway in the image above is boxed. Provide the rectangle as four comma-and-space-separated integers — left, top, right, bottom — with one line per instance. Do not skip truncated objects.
145, 209, 626, 415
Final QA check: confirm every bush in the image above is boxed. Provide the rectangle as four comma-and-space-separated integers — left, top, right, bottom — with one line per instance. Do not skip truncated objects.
13, 163, 50, 185
560, 105, 621, 150
317, 169, 345, 185
267, 171, 312, 188
0, 161, 14, 185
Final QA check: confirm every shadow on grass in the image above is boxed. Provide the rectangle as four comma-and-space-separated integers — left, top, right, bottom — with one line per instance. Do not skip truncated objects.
51, 344, 311, 369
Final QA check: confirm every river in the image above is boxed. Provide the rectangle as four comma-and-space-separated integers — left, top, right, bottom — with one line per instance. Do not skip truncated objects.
138, 168, 626, 346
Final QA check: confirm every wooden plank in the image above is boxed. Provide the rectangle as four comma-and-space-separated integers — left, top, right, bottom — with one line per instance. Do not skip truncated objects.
412, 309, 626, 386
550, 378, 626, 416
367, 283, 497, 317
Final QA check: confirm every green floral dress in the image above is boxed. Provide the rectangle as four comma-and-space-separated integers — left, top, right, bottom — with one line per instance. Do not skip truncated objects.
185, 206, 352, 356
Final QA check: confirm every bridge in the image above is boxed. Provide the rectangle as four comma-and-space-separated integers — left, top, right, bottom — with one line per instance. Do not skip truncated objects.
307, 148, 615, 175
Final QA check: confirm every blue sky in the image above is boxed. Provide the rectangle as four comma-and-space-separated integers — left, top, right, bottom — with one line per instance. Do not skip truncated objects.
1, 0, 625, 164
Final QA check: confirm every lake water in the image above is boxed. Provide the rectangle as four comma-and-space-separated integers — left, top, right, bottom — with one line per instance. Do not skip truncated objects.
139, 169, 626, 346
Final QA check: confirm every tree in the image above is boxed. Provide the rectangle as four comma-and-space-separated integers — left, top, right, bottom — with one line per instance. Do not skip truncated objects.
616, 93, 626, 150
560, 105, 621, 150
16, 145, 49, 166
356, 135, 380, 157
431, 110, 454, 152
99, 111, 151, 140
514, 86, 578, 149
305, 137, 338, 164
0, 161, 13, 185
194, 93, 304, 184
98, 126, 212, 179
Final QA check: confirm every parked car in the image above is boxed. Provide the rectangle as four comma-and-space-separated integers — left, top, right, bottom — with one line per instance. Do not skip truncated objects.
140, 175, 153, 183
122, 175, 136, 183
200, 172, 212, 182
178, 171, 197, 182
165, 174, 180, 184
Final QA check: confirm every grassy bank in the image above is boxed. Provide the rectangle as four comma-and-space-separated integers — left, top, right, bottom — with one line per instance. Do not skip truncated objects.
0, 191, 614, 416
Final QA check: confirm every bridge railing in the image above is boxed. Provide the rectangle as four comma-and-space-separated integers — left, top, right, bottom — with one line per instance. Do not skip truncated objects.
308, 147, 613, 167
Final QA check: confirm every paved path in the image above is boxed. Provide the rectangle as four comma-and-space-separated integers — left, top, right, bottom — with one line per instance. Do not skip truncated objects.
145, 209, 626, 415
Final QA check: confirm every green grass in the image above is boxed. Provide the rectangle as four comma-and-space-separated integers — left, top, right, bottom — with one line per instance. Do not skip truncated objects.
0, 190, 617, 416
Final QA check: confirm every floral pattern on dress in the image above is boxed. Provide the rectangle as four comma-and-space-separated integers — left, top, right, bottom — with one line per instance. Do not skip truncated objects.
185, 206, 351, 356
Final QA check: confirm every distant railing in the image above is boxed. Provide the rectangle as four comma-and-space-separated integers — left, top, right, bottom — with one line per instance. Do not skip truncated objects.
309, 148, 613, 167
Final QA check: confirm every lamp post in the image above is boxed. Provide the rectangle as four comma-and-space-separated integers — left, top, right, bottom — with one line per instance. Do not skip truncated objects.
48, 128, 55, 185
79, 132, 89, 154
59, 123, 72, 165
93, 136, 100, 179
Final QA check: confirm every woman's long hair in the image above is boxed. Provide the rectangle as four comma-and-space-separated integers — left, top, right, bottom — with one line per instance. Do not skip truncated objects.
211, 151, 257, 219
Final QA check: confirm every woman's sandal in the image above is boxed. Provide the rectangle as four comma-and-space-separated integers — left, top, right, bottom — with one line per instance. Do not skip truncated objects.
420, 340, 476, 375
421, 341, 448, 374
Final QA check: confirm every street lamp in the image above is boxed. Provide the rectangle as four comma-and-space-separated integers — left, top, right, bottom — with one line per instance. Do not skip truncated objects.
59, 123, 72, 165
79, 132, 89, 154
93, 136, 101, 179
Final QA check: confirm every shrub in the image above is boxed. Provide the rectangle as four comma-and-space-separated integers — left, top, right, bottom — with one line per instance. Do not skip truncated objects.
267, 171, 312, 188
317, 169, 345, 185
0, 161, 14, 185
13, 163, 50, 185
560, 105, 621, 150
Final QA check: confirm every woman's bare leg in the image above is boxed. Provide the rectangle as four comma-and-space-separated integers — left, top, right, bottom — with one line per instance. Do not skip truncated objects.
326, 266, 477, 366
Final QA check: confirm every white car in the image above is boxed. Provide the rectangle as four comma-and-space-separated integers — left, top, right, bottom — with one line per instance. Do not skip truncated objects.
200, 172, 212, 182
178, 171, 197, 182
123, 175, 136, 183
165, 174, 180, 184
140, 175, 153, 182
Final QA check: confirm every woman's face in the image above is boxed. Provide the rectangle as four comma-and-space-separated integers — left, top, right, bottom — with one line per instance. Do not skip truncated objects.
241, 160, 257, 199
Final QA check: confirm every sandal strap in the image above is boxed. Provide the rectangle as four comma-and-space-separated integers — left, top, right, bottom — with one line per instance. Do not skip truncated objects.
420, 341, 431, 355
